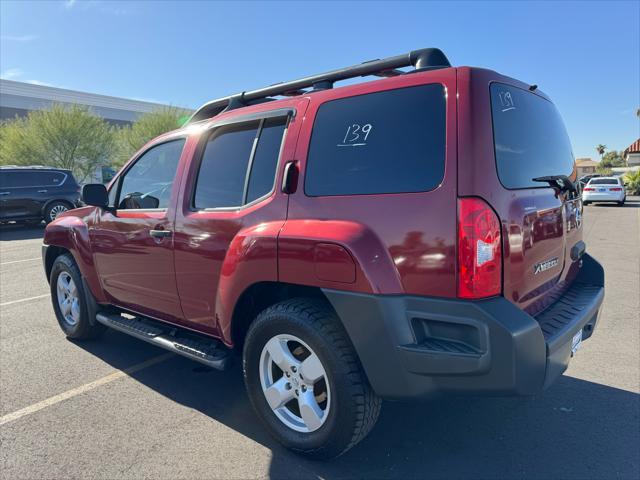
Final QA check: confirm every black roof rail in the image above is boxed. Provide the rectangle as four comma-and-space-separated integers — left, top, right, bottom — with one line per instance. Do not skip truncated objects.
187, 48, 450, 124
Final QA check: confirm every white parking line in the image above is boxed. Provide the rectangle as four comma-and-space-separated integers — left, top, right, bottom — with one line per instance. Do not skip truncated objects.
0, 294, 50, 307
0, 353, 174, 426
0, 257, 40, 266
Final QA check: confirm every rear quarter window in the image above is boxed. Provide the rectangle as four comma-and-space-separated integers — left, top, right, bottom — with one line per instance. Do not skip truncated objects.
305, 84, 446, 196
490, 83, 575, 189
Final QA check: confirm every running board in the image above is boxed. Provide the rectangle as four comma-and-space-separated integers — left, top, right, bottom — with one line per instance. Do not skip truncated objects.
95, 313, 231, 370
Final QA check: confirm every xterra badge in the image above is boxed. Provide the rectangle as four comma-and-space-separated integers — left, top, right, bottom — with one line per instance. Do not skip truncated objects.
534, 257, 559, 275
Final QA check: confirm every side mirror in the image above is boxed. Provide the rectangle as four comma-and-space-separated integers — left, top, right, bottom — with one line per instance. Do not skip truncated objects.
82, 183, 109, 208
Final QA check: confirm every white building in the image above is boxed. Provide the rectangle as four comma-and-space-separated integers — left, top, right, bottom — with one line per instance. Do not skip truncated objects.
0, 79, 190, 126
624, 139, 640, 167
0, 79, 192, 182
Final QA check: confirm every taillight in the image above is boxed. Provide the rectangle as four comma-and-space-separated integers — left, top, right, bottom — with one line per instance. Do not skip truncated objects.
457, 197, 502, 299
583, 187, 595, 191
610, 187, 622, 191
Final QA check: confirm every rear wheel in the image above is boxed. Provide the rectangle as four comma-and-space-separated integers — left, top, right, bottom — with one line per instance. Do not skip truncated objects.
50, 254, 105, 340
45, 201, 71, 224
243, 298, 381, 459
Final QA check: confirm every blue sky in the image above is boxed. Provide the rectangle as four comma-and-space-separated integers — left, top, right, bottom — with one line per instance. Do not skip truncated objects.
1, 0, 638, 159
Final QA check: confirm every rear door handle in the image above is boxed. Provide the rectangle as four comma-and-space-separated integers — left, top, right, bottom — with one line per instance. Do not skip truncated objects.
0, 192, 9, 196
38, 189, 48, 193
150, 229, 172, 239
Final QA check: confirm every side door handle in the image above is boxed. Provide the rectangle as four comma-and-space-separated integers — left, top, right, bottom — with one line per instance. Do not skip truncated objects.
150, 229, 172, 239
0, 192, 9, 196
38, 189, 48, 193
281, 161, 298, 194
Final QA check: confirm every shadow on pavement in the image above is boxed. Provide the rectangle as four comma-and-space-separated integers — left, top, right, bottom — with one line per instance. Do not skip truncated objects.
0, 223, 45, 241
77, 329, 640, 480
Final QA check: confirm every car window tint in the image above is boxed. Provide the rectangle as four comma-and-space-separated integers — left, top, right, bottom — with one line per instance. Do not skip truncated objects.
194, 122, 259, 209
0, 172, 23, 188
246, 117, 287, 203
117, 139, 185, 209
0, 171, 66, 188
305, 84, 446, 196
491, 83, 575, 189
589, 178, 619, 185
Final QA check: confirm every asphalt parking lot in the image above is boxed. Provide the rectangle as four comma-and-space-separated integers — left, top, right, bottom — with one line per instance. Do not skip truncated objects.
1, 200, 639, 480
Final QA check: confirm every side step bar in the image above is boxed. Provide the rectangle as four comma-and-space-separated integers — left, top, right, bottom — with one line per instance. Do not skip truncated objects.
95, 313, 231, 370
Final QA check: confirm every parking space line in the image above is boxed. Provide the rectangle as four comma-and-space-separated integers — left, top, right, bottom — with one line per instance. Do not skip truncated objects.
0, 294, 50, 307
0, 257, 41, 266
0, 353, 174, 427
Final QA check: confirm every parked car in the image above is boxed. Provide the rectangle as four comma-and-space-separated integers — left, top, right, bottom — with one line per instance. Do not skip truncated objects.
41, 48, 605, 459
0, 166, 81, 225
577, 173, 601, 192
582, 177, 626, 205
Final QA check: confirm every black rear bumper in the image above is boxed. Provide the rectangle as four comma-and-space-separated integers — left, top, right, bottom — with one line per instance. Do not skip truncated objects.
324, 254, 604, 400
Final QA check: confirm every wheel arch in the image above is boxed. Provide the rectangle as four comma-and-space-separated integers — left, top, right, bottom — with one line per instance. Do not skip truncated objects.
41, 198, 74, 217
230, 281, 330, 350
43, 215, 107, 303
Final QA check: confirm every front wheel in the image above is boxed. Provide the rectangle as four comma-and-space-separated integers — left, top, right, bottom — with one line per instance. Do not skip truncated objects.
243, 298, 381, 459
50, 254, 105, 340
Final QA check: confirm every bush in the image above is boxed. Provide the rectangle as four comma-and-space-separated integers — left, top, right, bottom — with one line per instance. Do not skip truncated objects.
114, 107, 190, 167
0, 104, 115, 182
624, 170, 640, 195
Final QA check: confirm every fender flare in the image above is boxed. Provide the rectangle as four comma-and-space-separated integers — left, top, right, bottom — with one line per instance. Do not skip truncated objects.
43, 214, 106, 303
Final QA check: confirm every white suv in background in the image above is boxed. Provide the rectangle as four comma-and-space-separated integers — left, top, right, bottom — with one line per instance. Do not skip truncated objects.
582, 177, 626, 206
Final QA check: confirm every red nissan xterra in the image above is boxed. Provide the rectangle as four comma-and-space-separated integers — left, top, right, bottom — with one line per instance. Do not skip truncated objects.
43, 48, 604, 458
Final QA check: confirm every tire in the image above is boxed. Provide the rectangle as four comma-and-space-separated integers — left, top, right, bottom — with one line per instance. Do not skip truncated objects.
50, 254, 106, 340
243, 297, 381, 459
583, 201, 590, 206
44, 201, 71, 224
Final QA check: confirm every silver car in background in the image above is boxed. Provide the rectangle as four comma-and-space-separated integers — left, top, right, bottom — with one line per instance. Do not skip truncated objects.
582, 177, 626, 206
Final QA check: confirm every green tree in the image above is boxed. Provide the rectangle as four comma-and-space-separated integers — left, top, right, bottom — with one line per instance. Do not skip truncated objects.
114, 107, 190, 167
600, 150, 626, 168
595, 144, 606, 160
0, 104, 114, 182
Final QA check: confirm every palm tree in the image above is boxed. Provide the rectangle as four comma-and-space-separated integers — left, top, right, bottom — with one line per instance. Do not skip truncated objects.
595, 144, 606, 160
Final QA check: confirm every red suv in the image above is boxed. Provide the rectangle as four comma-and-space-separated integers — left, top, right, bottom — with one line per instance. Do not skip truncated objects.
42, 48, 604, 458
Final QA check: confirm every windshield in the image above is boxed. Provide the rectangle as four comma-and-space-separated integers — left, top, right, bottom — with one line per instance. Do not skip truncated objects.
490, 83, 575, 189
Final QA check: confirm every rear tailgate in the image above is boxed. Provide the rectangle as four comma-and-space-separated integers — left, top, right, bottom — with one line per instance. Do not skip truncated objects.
457, 69, 582, 315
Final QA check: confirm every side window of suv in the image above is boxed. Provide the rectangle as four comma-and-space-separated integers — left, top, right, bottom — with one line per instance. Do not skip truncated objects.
193, 116, 287, 209
0, 171, 65, 188
116, 139, 185, 210
305, 84, 446, 196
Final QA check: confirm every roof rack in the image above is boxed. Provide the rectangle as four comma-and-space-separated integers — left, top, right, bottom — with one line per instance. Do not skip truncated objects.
188, 48, 450, 124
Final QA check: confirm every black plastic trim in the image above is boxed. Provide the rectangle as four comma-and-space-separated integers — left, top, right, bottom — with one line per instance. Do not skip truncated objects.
322, 254, 604, 400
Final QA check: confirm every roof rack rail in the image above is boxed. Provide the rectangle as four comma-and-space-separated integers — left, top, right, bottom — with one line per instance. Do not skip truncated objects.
187, 48, 450, 124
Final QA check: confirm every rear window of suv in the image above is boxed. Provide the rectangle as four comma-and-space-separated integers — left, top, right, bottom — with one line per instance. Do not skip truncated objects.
305, 84, 446, 196
490, 83, 575, 189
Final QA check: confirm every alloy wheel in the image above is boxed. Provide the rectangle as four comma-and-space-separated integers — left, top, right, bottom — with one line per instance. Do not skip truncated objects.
259, 334, 331, 433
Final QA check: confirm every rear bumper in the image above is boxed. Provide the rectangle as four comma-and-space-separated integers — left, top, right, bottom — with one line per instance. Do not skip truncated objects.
582, 191, 625, 202
324, 254, 604, 400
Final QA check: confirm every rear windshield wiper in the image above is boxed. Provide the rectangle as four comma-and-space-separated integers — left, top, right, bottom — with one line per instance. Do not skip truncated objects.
532, 175, 577, 195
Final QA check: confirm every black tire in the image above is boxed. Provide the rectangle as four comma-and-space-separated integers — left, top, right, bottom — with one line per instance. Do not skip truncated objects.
618, 199, 625, 206
50, 254, 106, 340
583, 201, 590, 206
243, 297, 381, 459
44, 201, 72, 224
